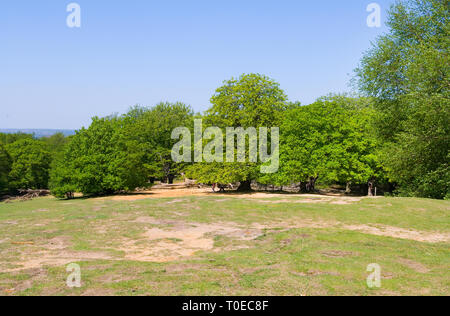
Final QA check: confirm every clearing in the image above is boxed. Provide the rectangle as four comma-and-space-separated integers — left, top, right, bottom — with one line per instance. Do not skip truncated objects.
0, 187, 449, 296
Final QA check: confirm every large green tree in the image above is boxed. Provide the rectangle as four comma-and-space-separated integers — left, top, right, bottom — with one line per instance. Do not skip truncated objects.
50, 116, 148, 197
188, 73, 289, 191
356, 0, 449, 199
6, 139, 52, 191
125, 102, 194, 183
265, 95, 382, 192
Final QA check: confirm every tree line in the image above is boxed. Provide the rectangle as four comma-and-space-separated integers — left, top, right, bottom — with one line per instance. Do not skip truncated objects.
0, 132, 68, 195
0, 0, 447, 200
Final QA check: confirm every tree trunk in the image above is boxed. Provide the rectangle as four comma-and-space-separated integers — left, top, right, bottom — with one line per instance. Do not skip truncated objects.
368, 181, 374, 196
345, 182, 352, 194
237, 180, 252, 192
306, 176, 319, 192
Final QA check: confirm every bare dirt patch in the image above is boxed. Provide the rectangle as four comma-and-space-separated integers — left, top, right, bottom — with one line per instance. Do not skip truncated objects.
32, 209, 50, 213
1, 235, 113, 273
166, 199, 188, 204
106, 215, 449, 265
398, 258, 430, 273
97, 187, 365, 204
0, 220, 19, 226
249, 219, 450, 243
3, 250, 113, 273
330, 200, 352, 205
341, 224, 449, 243
0, 268, 48, 294
103, 188, 212, 201
45, 236, 70, 250
116, 220, 265, 263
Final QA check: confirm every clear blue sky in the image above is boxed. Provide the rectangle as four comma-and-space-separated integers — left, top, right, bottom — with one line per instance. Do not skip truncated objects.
0, 0, 395, 129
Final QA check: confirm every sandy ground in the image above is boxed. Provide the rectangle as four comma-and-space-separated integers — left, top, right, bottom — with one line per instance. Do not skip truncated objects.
101, 184, 369, 202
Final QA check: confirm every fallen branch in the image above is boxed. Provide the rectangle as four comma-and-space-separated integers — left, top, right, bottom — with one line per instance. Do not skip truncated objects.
3, 189, 50, 203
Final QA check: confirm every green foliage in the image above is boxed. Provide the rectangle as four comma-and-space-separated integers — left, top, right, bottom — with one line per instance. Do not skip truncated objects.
356, 0, 449, 199
264, 95, 382, 187
50, 117, 148, 197
205, 73, 289, 128
125, 102, 194, 182
48, 157, 78, 199
0, 144, 11, 194
188, 74, 288, 186
187, 162, 257, 185
41, 133, 70, 157
0, 132, 33, 145
6, 139, 52, 191
0, 133, 69, 195
393, 156, 449, 200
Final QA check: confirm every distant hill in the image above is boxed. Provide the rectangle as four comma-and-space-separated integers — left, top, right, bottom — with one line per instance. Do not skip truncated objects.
0, 129, 76, 138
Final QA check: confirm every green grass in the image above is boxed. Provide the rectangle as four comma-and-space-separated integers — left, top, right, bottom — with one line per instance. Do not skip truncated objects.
0, 194, 448, 296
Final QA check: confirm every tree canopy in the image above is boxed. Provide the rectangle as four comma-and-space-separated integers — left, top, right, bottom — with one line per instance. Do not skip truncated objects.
188, 73, 289, 190
6, 139, 52, 191
356, 0, 449, 199
125, 102, 194, 183
204, 73, 289, 128
50, 116, 148, 197
263, 96, 382, 191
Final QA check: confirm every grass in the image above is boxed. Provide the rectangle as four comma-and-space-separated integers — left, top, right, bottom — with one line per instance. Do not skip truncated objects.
0, 193, 448, 296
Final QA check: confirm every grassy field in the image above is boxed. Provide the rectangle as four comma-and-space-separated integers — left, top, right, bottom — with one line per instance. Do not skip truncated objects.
0, 190, 449, 296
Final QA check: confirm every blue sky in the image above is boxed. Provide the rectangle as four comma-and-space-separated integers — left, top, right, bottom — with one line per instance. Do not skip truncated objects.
0, 0, 395, 129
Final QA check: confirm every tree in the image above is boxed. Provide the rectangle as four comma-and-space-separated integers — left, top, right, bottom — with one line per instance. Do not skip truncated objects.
42, 133, 70, 157
50, 116, 148, 197
267, 95, 383, 192
0, 144, 11, 194
125, 102, 194, 184
48, 156, 77, 199
188, 73, 289, 191
355, 0, 449, 198
6, 139, 52, 191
